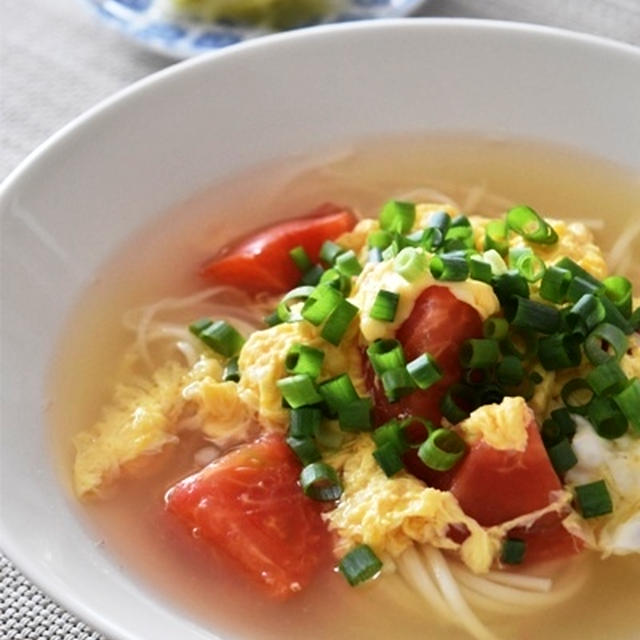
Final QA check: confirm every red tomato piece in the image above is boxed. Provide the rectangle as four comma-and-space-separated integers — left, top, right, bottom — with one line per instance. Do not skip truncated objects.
368, 286, 484, 426
448, 407, 582, 565
200, 203, 357, 294
165, 433, 331, 599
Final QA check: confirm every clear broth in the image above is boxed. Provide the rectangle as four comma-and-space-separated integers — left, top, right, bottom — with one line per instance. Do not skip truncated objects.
50, 135, 640, 640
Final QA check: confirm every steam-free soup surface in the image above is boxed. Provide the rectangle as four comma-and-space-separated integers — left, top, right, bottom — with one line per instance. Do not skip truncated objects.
50, 136, 640, 640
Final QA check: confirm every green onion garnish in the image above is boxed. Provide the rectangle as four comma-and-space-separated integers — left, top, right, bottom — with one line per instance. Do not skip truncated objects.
566, 294, 606, 335
551, 407, 577, 439
506, 205, 558, 245
394, 247, 427, 282
588, 397, 628, 439
574, 480, 613, 518
314, 419, 345, 450
222, 356, 240, 382
540, 265, 572, 303
189, 317, 213, 336
289, 407, 323, 438
484, 219, 509, 255
300, 462, 342, 501
368, 229, 393, 249
319, 267, 351, 295
285, 344, 325, 379
379, 200, 416, 234
538, 333, 582, 370
561, 378, 595, 415
197, 320, 245, 358
460, 338, 500, 369
483, 317, 510, 340
468, 255, 493, 284
301, 284, 343, 326
430, 252, 469, 282
372, 419, 410, 453
368, 247, 383, 263
319, 240, 344, 265
483, 249, 509, 276
493, 271, 530, 305
599, 294, 634, 335
277, 374, 323, 408
614, 378, 640, 434
289, 245, 312, 273
300, 263, 325, 286
406, 353, 443, 389
373, 441, 405, 477
366, 339, 406, 376
335, 250, 363, 277
286, 436, 321, 466
370, 290, 400, 322
509, 247, 546, 282
504, 296, 562, 334
586, 360, 628, 396
496, 355, 525, 386
441, 384, 473, 423
585, 322, 629, 365
566, 276, 602, 304
631, 308, 640, 331
555, 257, 602, 288
318, 373, 359, 412
381, 366, 416, 402
500, 326, 538, 361
277, 285, 316, 322
321, 299, 358, 346
547, 438, 578, 474
339, 545, 383, 586
603, 275, 633, 318
417, 428, 467, 471
501, 538, 526, 565
338, 397, 373, 432
263, 310, 282, 327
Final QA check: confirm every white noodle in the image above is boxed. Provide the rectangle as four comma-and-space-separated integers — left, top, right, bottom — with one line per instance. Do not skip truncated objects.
607, 216, 640, 275
393, 186, 462, 209
480, 569, 552, 592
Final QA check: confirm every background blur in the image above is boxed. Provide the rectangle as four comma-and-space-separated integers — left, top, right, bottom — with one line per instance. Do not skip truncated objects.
1, 0, 640, 638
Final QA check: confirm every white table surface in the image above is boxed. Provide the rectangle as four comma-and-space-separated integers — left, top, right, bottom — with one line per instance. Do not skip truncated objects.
1, 0, 639, 638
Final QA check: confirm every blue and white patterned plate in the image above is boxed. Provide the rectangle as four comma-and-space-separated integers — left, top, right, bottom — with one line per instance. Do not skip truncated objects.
82, 0, 426, 59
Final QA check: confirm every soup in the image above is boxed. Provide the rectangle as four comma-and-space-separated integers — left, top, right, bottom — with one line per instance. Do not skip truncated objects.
50, 135, 640, 640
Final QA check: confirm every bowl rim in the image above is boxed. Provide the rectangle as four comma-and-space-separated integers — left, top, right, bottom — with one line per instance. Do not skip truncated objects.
1, 17, 639, 640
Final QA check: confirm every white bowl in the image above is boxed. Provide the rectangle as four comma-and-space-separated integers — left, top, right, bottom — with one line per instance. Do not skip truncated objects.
1, 19, 639, 640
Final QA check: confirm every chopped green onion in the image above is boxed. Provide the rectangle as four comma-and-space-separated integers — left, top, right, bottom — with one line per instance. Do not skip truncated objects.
506, 205, 558, 244
430, 252, 469, 282
484, 219, 510, 255
314, 419, 345, 450
586, 360, 628, 396
420, 227, 444, 252
468, 255, 493, 283
575, 480, 613, 518
509, 247, 546, 282
198, 320, 245, 358
547, 438, 578, 474
497, 355, 526, 386
460, 338, 500, 369
335, 250, 363, 277
301, 284, 343, 326
444, 225, 475, 251
417, 428, 466, 471
277, 374, 323, 408
407, 353, 443, 389
321, 299, 359, 346
338, 397, 373, 432
394, 247, 428, 282
339, 545, 383, 586
540, 266, 572, 303
483, 317, 510, 340
318, 374, 359, 412
493, 271, 530, 305
222, 356, 240, 382
368, 247, 383, 263
631, 308, 640, 331
319, 268, 351, 295
504, 296, 562, 334
599, 294, 634, 335
277, 285, 316, 322
541, 419, 563, 448
372, 419, 409, 453
603, 275, 633, 318
285, 344, 325, 379
189, 317, 212, 337
551, 408, 577, 439
479, 383, 506, 405
566, 294, 606, 335
555, 257, 602, 288
483, 249, 509, 276
289, 245, 312, 273
585, 323, 629, 365
588, 397, 628, 439
368, 230, 393, 249
300, 263, 325, 286
427, 211, 452, 235
319, 240, 344, 265
566, 276, 602, 304
614, 378, 640, 434
300, 462, 342, 501
451, 215, 471, 228
373, 441, 405, 476
500, 327, 538, 361
370, 290, 400, 322
501, 538, 526, 565
289, 407, 323, 438
381, 366, 416, 402
366, 339, 406, 376
379, 200, 416, 234
440, 384, 474, 423
263, 311, 282, 327
538, 333, 582, 370
286, 436, 321, 466
561, 378, 594, 415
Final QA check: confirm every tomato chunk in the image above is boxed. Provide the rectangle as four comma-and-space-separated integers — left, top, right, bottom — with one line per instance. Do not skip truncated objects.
201, 203, 357, 294
448, 408, 582, 564
165, 433, 331, 599
368, 286, 484, 426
